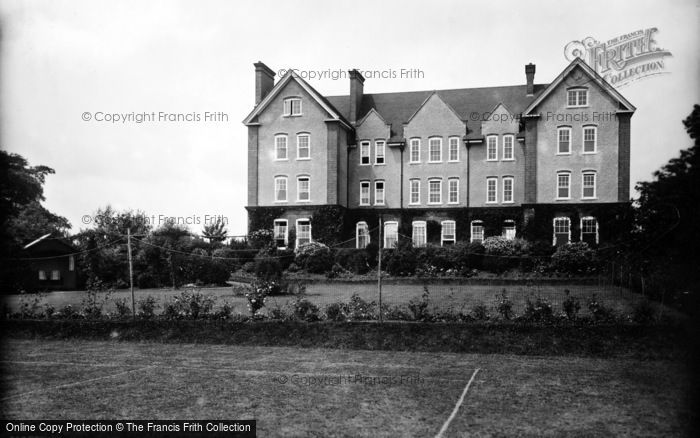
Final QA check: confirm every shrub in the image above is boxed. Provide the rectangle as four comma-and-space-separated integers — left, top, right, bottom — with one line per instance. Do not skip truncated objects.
254, 256, 282, 281
407, 288, 431, 321
81, 280, 113, 319
551, 242, 598, 275
335, 249, 371, 274
245, 280, 270, 316
562, 290, 581, 320
482, 237, 527, 273
587, 294, 615, 322
471, 303, 490, 320
17, 291, 46, 319
293, 299, 321, 322
58, 304, 79, 319
383, 243, 418, 276
344, 293, 377, 320
325, 302, 346, 321
364, 242, 379, 268
523, 295, 553, 322
113, 297, 131, 318
632, 299, 656, 324
494, 289, 514, 320
248, 229, 274, 249
326, 263, 347, 279
136, 296, 157, 319
213, 302, 234, 320
295, 242, 333, 274
166, 291, 216, 319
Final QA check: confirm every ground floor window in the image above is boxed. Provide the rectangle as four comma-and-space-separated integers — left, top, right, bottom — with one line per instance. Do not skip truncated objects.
69, 255, 75, 271
441, 220, 456, 246
50, 270, 61, 280
502, 220, 516, 240
471, 220, 484, 243
412, 221, 426, 247
296, 219, 312, 247
38, 270, 46, 280
273, 219, 288, 248
553, 217, 571, 246
356, 222, 370, 249
580, 216, 599, 245
384, 221, 398, 249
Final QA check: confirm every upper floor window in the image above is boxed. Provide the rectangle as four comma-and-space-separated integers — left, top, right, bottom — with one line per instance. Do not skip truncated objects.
558, 127, 571, 154
448, 178, 459, 204
428, 179, 442, 204
374, 181, 385, 205
582, 171, 597, 199
297, 134, 310, 160
412, 221, 427, 248
583, 126, 597, 153
487, 136, 498, 161
284, 98, 302, 116
273, 219, 288, 248
375, 141, 385, 165
441, 220, 456, 246
567, 88, 588, 107
486, 177, 498, 203
360, 141, 370, 165
503, 220, 516, 240
448, 137, 460, 162
384, 221, 398, 249
297, 176, 310, 202
557, 171, 571, 199
503, 135, 514, 160
429, 138, 442, 162
275, 135, 288, 160
503, 177, 514, 203
274, 176, 287, 202
409, 139, 420, 163
360, 181, 370, 206
356, 222, 370, 249
296, 219, 312, 246
471, 220, 484, 243
409, 179, 420, 205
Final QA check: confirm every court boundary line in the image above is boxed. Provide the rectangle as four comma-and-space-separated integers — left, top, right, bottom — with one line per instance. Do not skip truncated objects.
435, 368, 480, 438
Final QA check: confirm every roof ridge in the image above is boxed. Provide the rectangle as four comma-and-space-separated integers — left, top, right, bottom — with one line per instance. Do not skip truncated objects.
326, 83, 550, 99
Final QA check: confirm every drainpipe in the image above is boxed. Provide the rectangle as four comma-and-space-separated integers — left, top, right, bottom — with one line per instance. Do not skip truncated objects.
399, 144, 405, 209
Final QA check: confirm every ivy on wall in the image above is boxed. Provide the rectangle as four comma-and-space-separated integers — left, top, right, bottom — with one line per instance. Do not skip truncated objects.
246, 207, 285, 233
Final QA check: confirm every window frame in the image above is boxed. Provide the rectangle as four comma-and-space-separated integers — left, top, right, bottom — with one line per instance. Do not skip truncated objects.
359, 181, 371, 206
383, 221, 398, 249
296, 218, 312, 247
567, 88, 588, 108
503, 219, 516, 240
582, 125, 597, 154
448, 136, 460, 162
447, 178, 459, 204
582, 171, 597, 199
553, 217, 571, 246
502, 176, 514, 204
556, 171, 571, 200
557, 127, 572, 155
428, 179, 442, 205
441, 220, 456, 246
297, 176, 310, 202
274, 134, 288, 161
502, 135, 515, 161
360, 141, 371, 165
470, 220, 484, 243
409, 179, 421, 205
274, 176, 288, 203
38, 270, 46, 280
580, 216, 599, 245
356, 221, 370, 249
486, 135, 498, 161
409, 138, 421, 163
284, 97, 303, 116
273, 219, 289, 249
374, 180, 385, 206
486, 177, 498, 204
412, 221, 427, 248
50, 270, 61, 281
428, 137, 443, 163
374, 140, 386, 165
296, 133, 310, 160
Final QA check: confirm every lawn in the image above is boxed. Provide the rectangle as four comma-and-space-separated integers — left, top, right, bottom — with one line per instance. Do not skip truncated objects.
1, 281, 660, 319
1, 338, 694, 436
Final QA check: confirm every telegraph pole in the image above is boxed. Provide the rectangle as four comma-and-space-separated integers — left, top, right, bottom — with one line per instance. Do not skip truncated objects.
127, 228, 135, 320
377, 216, 383, 324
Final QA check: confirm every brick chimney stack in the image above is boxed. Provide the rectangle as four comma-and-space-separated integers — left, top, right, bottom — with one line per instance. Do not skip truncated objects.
349, 69, 365, 125
525, 63, 536, 96
254, 62, 276, 105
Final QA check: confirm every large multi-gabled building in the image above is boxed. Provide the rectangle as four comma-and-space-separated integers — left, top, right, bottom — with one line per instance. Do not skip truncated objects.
243, 59, 634, 249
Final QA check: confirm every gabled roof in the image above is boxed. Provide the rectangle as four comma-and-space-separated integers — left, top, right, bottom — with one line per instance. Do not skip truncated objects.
523, 57, 636, 115
404, 91, 465, 125
243, 69, 352, 129
356, 107, 389, 127
23, 233, 52, 250
23, 233, 76, 254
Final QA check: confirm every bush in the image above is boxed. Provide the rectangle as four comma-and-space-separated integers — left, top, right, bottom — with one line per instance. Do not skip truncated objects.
632, 299, 656, 324
136, 296, 157, 319
293, 299, 321, 322
364, 242, 379, 268
326, 263, 347, 279
551, 242, 598, 275
245, 280, 271, 316
113, 298, 131, 318
325, 302, 346, 321
295, 242, 333, 274
494, 289, 514, 320
471, 303, 490, 320
523, 295, 553, 322
254, 257, 282, 281
335, 249, 371, 274
562, 290, 581, 320
344, 293, 377, 320
164, 290, 216, 319
17, 291, 46, 319
248, 229, 274, 249
407, 288, 431, 321
587, 294, 615, 322
81, 281, 113, 319
213, 302, 234, 320
383, 243, 418, 276
482, 237, 527, 273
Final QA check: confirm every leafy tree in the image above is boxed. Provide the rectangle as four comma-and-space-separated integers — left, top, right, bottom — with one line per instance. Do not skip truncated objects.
202, 217, 228, 243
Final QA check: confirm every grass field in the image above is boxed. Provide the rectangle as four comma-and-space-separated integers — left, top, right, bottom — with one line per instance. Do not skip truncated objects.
1, 338, 694, 436
1, 281, 656, 319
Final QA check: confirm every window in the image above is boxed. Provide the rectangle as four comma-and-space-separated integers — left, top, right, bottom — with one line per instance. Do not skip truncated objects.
360, 181, 370, 206
412, 221, 426, 247
51, 270, 60, 280
428, 179, 442, 204
296, 219, 312, 246
503, 220, 516, 240
557, 172, 571, 199
553, 217, 571, 246
502, 177, 514, 203
69, 256, 75, 271
409, 179, 420, 205
487, 136, 498, 161
448, 137, 460, 162
384, 221, 398, 249
583, 126, 597, 153
581, 217, 599, 245
375, 141, 385, 165
448, 178, 459, 204
273, 219, 288, 248
275, 135, 288, 160
486, 177, 497, 203
558, 127, 571, 154
441, 220, 456, 246
356, 222, 370, 249
567, 89, 588, 107
582, 172, 596, 199
409, 139, 420, 163
429, 138, 442, 162
284, 98, 302, 116
503, 135, 514, 160
297, 176, 310, 202
471, 220, 484, 243
297, 134, 310, 160
360, 141, 370, 165
38, 270, 46, 280
374, 181, 385, 205
274, 176, 287, 202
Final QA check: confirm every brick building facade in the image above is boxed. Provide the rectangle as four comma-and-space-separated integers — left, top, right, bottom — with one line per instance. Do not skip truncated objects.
243, 59, 635, 248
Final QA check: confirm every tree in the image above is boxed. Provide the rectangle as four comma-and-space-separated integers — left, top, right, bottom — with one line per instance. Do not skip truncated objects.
202, 217, 228, 244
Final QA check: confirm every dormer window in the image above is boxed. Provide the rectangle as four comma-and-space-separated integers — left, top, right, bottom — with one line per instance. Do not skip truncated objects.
284, 98, 302, 116
567, 89, 588, 107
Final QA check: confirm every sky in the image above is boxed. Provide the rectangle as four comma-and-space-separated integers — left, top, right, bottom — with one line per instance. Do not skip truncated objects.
1, 0, 698, 237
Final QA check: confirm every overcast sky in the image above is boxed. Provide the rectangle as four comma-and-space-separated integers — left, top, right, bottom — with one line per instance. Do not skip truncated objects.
1, 0, 698, 237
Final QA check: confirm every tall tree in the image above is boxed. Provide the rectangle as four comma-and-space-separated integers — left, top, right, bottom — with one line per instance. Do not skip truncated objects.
202, 217, 228, 244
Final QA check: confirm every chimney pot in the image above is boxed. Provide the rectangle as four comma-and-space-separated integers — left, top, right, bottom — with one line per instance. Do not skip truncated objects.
525, 63, 536, 96
349, 69, 365, 125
